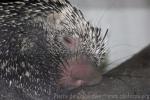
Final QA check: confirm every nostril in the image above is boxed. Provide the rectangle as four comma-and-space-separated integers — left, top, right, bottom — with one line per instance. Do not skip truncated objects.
76, 80, 86, 86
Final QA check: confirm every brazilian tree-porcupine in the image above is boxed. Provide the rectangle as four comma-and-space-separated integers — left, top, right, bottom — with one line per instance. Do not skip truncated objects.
0, 0, 108, 100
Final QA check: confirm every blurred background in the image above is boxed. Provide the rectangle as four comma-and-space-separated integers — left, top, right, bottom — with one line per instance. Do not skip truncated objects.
69, 0, 150, 70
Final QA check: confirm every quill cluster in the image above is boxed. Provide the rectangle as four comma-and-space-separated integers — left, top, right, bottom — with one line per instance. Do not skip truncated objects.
0, 0, 107, 100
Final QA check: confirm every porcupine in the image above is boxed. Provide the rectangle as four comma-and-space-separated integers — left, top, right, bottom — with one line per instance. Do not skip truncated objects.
0, 0, 108, 100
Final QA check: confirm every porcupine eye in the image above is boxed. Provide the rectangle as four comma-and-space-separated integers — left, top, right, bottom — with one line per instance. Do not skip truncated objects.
62, 36, 78, 50
63, 36, 73, 44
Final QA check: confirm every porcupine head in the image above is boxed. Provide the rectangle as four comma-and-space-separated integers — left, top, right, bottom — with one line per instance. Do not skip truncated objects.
0, 0, 108, 98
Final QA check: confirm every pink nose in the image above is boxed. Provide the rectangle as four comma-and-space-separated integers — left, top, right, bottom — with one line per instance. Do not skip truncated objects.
58, 56, 102, 90
70, 58, 96, 80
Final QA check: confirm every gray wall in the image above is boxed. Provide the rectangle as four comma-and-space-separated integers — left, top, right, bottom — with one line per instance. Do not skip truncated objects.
69, 0, 150, 70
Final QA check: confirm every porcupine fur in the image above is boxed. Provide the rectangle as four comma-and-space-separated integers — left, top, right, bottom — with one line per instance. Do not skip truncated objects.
0, 0, 108, 100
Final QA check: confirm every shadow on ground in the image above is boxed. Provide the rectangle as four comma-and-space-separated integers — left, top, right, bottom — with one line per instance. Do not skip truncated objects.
72, 45, 150, 100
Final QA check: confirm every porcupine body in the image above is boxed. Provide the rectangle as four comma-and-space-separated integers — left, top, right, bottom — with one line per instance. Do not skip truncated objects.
0, 0, 107, 100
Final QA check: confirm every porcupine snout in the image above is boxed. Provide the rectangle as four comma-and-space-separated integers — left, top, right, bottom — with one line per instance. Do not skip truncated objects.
57, 35, 103, 90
